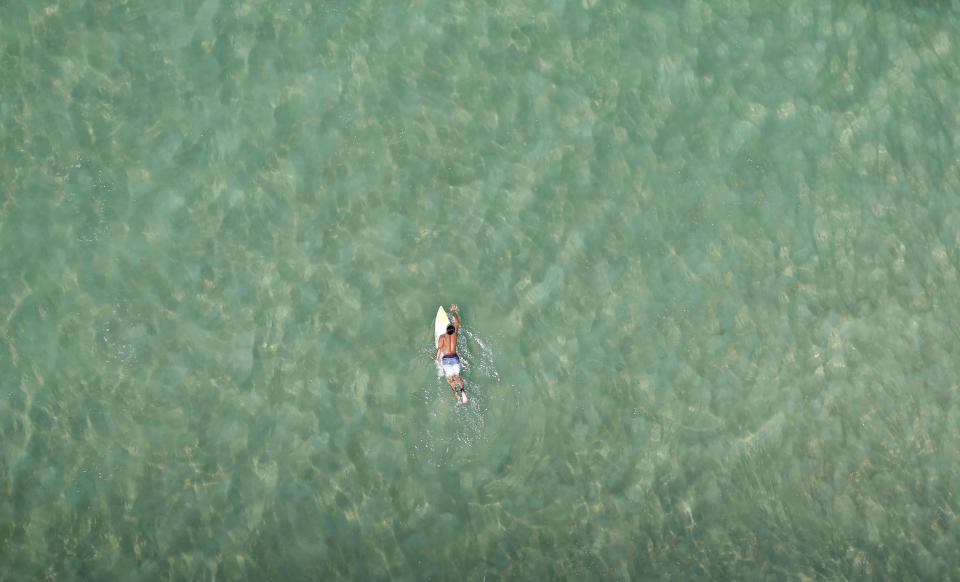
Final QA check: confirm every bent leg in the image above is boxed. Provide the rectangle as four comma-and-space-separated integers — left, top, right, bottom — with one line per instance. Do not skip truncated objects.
446, 376, 460, 400
453, 375, 468, 403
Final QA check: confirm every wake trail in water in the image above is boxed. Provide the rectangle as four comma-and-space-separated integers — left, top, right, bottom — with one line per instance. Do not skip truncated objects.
410, 325, 502, 461
460, 328, 501, 383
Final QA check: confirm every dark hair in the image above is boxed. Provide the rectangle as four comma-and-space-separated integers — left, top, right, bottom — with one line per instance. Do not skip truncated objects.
446, 324, 456, 335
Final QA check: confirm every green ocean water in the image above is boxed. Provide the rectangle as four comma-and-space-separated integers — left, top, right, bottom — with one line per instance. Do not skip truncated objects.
2, 0, 960, 579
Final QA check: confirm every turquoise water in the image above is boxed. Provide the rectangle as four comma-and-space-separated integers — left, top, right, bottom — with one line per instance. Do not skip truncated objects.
2, 0, 960, 578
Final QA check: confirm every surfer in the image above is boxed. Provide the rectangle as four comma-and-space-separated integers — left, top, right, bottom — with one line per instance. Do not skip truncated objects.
435, 304, 467, 404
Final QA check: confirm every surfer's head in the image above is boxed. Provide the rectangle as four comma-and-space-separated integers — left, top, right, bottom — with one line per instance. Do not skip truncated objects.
447, 325, 456, 335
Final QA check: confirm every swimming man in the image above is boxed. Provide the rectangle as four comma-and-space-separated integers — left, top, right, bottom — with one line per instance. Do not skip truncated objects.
435, 304, 467, 404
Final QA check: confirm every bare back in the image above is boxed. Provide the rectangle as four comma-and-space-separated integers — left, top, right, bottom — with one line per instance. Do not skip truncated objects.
438, 329, 457, 355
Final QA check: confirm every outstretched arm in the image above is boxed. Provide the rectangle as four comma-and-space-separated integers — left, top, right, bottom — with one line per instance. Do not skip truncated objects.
451, 304, 460, 330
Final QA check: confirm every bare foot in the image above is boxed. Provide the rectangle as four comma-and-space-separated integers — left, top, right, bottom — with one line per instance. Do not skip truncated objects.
461, 392, 469, 404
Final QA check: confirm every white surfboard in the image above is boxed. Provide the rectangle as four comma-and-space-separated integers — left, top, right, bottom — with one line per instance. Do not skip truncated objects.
434, 306, 449, 348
